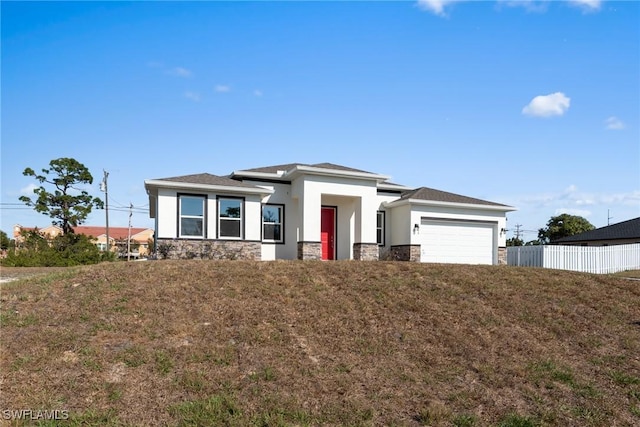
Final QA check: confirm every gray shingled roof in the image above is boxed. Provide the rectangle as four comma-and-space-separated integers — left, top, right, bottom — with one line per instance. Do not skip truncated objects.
399, 187, 509, 207
241, 162, 374, 174
241, 163, 303, 174
152, 173, 262, 189
553, 217, 640, 243
310, 163, 374, 174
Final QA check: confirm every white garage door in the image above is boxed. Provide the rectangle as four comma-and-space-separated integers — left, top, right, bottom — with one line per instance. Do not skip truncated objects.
419, 219, 495, 265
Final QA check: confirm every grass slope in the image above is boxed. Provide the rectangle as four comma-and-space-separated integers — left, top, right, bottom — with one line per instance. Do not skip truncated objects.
1, 261, 639, 426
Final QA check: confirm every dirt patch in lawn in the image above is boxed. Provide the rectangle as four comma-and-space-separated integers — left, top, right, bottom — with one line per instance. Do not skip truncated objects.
0, 266, 72, 282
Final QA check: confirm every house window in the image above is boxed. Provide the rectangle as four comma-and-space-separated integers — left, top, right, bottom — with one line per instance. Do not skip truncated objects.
180, 195, 206, 238
263, 204, 284, 243
376, 211, 385, 246
218, 197, 243, 239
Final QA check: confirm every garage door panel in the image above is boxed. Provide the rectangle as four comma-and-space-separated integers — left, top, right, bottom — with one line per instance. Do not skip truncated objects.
420, 220, 495, 264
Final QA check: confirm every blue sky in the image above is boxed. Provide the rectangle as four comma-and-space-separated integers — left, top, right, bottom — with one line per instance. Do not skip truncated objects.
2, 0, 638, 242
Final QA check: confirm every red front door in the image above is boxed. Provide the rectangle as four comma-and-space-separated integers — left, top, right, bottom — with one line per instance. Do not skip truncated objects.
321, 207, 336, 260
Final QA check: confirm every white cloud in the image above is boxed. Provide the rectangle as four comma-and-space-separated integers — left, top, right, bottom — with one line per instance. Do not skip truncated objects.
167, 67, 192, 78
215, 85, 231, 93
522, 92, 571, 117
498, 1, 551, 13
554, 208, 592, 218
20, 183, 38, 195
516, 186, 640, 210
501, 184, 639, 235
416, 0, 460, 16
605, 116, 625, 130
568, 0, 602, 12
184, 91, 201, 102
600, 190, 640, 206
254, 89, 263, 97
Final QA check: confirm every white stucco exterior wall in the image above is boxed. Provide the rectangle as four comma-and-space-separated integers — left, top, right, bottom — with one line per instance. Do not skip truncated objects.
388, 204, 412, 246
250, 181, 299, 261
294, 175, 379, 246
154, 188, 263, 241
243, 195, 262, 241
156, 188, 178, 239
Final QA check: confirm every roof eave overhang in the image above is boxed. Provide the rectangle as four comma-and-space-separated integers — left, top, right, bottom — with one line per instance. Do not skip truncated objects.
285, 165, 390, 182
230, 170, 286, 180
378, 183, 414, 191
144, 179, 274, 196
384, 198, 517, 212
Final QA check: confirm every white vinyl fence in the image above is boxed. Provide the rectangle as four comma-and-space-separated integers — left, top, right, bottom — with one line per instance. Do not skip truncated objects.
507, 243, 640, 274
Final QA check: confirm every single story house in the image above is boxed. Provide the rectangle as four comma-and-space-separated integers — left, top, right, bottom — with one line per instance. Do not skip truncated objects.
144, 163, 515, 264
552, 217, 640, 246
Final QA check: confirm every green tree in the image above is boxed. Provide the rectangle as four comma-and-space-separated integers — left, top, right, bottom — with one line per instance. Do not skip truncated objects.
506, 237, 524, 247
19, 158, 104, 234
0, 230, 11, 250
537, 213, 595, 244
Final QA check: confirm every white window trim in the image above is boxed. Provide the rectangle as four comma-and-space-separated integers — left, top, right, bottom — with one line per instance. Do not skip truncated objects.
218, 197, 244, 240
179, 194, 206, 239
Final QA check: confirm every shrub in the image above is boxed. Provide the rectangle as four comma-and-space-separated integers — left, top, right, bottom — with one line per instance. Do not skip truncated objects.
1, 233, 111, 266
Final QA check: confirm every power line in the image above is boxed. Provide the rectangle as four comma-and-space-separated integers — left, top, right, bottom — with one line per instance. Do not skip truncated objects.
110, 207, 147, 213
0, 205, 146, 213
514, 224, 523, 239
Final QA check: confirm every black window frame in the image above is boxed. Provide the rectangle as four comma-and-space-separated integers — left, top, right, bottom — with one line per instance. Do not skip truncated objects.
217, 196, 245, 239
376, 210, 385, 246
262, 203, 285, 244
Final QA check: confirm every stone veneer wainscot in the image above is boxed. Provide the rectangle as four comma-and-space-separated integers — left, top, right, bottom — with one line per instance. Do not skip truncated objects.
353, 243, 379, 261
297, 241, 322, 260
390, 245, 421, 262
156, 239, 261, 260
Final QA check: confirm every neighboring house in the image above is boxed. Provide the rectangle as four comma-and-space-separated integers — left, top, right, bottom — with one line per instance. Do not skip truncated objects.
13, 224, 154, 257
145, 162, 515, 264
552, 217, 640, 246
73, 226, 155, 257
13, 224, 64, 246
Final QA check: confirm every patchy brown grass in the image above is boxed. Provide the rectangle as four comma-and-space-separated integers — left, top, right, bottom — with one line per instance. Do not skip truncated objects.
613, 270, 640, 279
1, 261, 639, 426
1, 266, 70, 281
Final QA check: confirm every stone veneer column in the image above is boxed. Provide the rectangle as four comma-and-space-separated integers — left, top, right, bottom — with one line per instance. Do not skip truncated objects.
498, 247, 507, 265
297, 241, 322, 260
390, 245, 421, 262
353, 243, 379, 261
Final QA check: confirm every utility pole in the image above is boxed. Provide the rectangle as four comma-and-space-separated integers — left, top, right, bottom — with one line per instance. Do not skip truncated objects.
101, 170, 110, 254
127, 203, 133, 261
514, 224, 523, 240
607, 209, 613, 226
